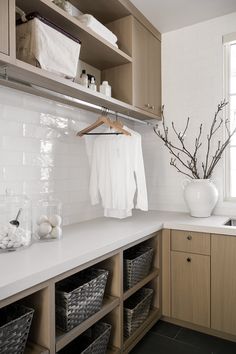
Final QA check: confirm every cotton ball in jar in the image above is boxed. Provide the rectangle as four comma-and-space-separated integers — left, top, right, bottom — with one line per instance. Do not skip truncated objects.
50, 226, 62, 239
37, 215, 49, 225
48, 215, 62, 227
38, 222, 52, 238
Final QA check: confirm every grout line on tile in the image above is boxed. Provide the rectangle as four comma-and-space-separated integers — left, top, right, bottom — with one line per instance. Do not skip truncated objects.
173, 326, 183, 339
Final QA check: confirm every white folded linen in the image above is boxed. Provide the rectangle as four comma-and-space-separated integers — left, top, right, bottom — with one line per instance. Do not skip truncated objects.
77, 14, 118, 46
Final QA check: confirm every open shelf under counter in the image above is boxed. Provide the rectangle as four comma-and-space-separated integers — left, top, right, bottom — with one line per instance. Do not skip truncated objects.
3, 60, 160, 120
16, 0, 132, 70
123, 268, 160, 301
123, 307, 161, 353
56, 296, 120, 352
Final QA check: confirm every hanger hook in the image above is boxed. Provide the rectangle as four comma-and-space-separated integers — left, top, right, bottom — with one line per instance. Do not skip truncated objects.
101, 106, 108, 116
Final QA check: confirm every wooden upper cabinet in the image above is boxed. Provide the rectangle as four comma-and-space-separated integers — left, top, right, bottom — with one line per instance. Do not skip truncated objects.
171, 251, 210, 327
0, 0, 9, 55
211, 235, 236, 336
132, 18, 161, 117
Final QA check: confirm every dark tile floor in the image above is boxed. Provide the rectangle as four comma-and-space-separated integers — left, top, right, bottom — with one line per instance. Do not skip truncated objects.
130, 321, 236, 354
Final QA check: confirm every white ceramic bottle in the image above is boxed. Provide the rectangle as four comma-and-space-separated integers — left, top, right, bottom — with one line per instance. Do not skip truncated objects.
79, 69, 88, 88
99, 81, 111, 97
89, 76, 97, 92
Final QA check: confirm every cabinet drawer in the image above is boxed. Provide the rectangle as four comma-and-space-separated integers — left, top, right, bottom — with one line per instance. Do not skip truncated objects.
171, 230, 210, 255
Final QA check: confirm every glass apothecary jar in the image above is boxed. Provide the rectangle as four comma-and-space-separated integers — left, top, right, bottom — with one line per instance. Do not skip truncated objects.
0, 193, 32, 252
34, 198, 62, 241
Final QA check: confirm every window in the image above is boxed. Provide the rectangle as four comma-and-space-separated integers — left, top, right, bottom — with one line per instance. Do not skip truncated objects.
224, 35, 236, 199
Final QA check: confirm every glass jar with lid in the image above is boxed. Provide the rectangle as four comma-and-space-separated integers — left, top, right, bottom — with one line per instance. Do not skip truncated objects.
0, 192, 32, 252
34, 198, 62, 241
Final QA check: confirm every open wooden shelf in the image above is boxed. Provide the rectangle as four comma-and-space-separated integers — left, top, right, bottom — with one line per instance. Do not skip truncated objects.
123, 268, 160, 301
25, 342, 49, 354
56, 296, 120, 352
16, 0, 132, 70
70, 0, 130, 23
123, 307, 161, 353
3, 60, 159, 120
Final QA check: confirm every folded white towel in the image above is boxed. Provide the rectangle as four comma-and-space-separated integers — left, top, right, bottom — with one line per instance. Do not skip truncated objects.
77, 14, 118, 47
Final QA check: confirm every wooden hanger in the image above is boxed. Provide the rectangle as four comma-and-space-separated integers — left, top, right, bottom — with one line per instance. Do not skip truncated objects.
77, 110, 131, 136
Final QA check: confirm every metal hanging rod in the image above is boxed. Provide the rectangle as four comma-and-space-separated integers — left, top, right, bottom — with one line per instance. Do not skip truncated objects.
0, 67, 157, 127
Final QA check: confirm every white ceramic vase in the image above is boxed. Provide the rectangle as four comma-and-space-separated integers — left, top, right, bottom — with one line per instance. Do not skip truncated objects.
183, 179, 219, 218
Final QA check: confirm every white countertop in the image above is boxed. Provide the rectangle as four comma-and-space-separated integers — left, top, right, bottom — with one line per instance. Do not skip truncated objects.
0, 210, 234, 301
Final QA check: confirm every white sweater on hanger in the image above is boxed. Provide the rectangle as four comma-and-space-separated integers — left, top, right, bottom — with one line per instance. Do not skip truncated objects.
89, 126, 148, 218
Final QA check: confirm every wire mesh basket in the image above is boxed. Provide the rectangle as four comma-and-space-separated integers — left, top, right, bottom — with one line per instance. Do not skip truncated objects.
124, 288, 153, 338
124, 246, 154, 289
60, 322, 112, 354
56, 268, 109, 332
0, 304, 34, 354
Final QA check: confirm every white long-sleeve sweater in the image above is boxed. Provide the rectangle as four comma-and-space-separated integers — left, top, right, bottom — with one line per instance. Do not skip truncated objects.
89, 126, 148, 218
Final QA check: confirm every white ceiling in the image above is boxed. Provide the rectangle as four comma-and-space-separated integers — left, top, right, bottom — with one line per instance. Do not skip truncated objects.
130, 0, 236, 33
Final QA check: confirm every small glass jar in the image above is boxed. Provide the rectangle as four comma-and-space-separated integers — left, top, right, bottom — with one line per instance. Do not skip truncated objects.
0, 192, 32, 252
34, 198, 62, 241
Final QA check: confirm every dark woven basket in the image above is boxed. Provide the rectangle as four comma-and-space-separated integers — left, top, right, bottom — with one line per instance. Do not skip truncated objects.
124, 246, 154, 289
60, 322, 111, 354
0, 304, 34, 354
124, 288, 153, 338
56, 268, 109, 332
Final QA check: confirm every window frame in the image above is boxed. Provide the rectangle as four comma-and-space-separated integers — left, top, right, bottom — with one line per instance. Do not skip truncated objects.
224, 35, 236, 201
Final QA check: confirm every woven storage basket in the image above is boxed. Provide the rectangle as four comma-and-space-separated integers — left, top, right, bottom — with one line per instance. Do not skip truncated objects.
0, 304, 34, 354
124, 246, 154, 289
56, 268, 109, 332
60, 322, 111, 354
124, 288, 153, 338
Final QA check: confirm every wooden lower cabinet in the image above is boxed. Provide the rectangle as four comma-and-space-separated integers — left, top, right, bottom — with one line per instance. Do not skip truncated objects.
211, 235, 236, 336
0, 232, 161, 354
171, 251, 210, 327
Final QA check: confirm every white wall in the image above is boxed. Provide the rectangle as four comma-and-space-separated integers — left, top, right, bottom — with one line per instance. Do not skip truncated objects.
137, 11, 236, 216
0, 86, 104, 225
2, 11, 236, 222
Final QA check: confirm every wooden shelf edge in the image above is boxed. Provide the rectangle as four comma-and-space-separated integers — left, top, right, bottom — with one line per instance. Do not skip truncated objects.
56, 296, 120, 351
25, 342, 49, 354
2, 60, 161, 121
123, 268, 160, 300
123, 307, 161, 352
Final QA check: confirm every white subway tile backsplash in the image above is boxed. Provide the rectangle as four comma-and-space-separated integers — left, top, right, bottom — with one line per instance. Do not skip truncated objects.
0, 86, 102, 224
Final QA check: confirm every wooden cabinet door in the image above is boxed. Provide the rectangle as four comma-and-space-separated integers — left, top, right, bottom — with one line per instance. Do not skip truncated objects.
0, 0, 9, 55
147, 31, 161, 117
132, 18, 161, 116
171, 251, 210, 327
211, 235, 236, 335
132, 18, 149, 113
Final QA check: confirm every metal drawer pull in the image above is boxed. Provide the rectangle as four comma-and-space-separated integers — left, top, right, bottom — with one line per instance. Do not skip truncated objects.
187, 257, 191, 262
187, 235, 192, 240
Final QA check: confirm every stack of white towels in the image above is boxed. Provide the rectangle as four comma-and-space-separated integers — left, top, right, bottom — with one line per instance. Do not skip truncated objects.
77, 14, 118, 48
53, 0, 119, 47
